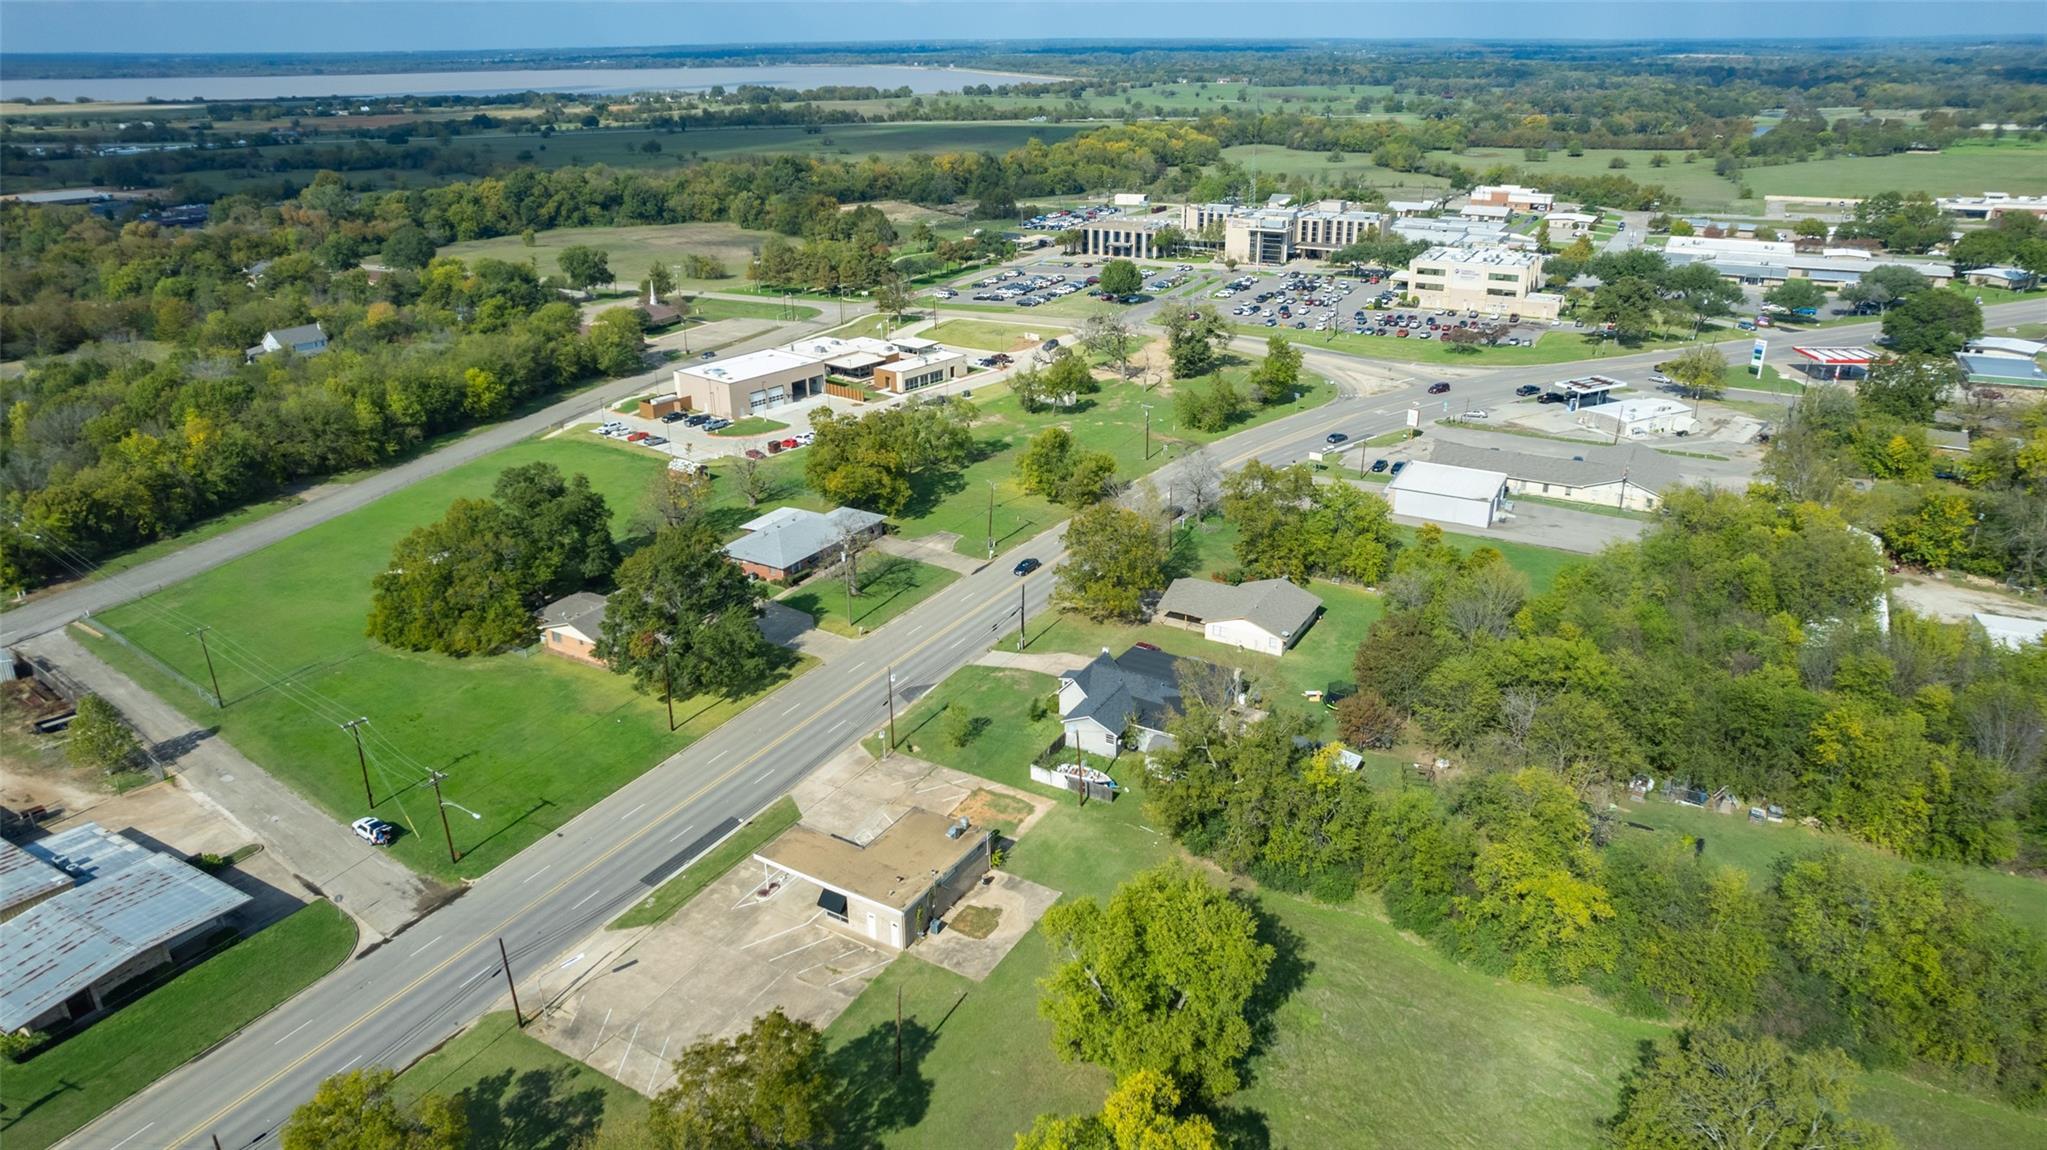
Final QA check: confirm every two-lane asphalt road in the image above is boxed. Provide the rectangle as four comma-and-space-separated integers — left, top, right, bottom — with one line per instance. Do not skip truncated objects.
50, 296, 2045, 1148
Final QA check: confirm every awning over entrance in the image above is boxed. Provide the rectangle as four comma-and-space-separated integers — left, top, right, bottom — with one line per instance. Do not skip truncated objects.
816, 888, 849, 918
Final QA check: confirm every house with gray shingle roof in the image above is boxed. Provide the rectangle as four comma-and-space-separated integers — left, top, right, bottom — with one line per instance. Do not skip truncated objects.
1154, 578, 1322, 656
724, 506, 886, 583
1057, 646, 1194, 757
538, 591, 609, 666
245, 322, 328, 361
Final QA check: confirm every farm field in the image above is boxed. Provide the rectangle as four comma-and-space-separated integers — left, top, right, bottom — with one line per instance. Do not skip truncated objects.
1740, 139, 2047, 201
1221, 144, 1453, 199
78, 436, 814, 880
1449, 147, 1738, 210
0, 902, 356, 1150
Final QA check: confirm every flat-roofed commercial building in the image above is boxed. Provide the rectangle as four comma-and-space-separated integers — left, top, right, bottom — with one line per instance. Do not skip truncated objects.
674, 348, 828, 420
753, 809, 993, 951
1403, 246, 1561, 320
1219, 200, 1386, 264
872, 350, 969, 393
1467, 184, 1555, 212
1072, 213, 1176, 259
1386, 461, 1511, 529
1938, 192, 2047, 221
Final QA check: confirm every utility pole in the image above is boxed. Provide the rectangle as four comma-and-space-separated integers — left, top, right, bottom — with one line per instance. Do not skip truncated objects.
500, 936, 526, 1028
428, 771, 458, 864
1140, 404, 1152, 460
985, 482, 996, 560
662, 655, 677, 732
1017, 580, 1027, 652
895, 984, 903, 1076
189, 626, 223, 709
342, 718, 373, 808
885, 666, 897, 756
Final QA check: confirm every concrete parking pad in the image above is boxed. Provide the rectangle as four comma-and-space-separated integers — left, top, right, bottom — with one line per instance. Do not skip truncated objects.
916, 870, 1061, 981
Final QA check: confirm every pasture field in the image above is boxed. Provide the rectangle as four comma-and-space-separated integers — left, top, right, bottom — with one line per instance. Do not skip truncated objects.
440, 222, 774, 288
1449, 146, 1738, 210
1740, 140, 2047, 201
79, 436, 813, 880
1221, 144, 1453, 199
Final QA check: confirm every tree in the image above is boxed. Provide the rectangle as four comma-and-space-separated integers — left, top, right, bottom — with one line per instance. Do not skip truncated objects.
1607, 1030, 1896, 1150
1054, 502, 1169, 622
282, 1068, 466, 1150
1097, 258, 1143, 297
1014, 1071, 1218, 1150
67, 693, 140, 772
1764, 278, 1828, 314
1881, 289, 1982, 356
648, 1009, 840, 1150
1857, 355, 1960, 424
586, 307, 647, 375
556, 245, 613, 295
873, 275, 913, 329
1665, 344, 1727, 401
491, 463, 619, 600
1018, 428, 1078, 497
597, 523, 775, 700
380, 225, 437, 270
1176, 446, 1223, 523
1335, 690, 1401, 749
1038, 864, 1274, 1102
1245, 335, 1303, 405
1588, 277, 1661, 343
1080, 312, 1137, 380
645, 263, 676, 302
367, 499, 542, 656
1011, 363, 1052, 414
804, 402, 974, 516
643, 466, 714, 531
1059, 452, 1118, 509
1161, 307, 1227, 379
1795, 217, 1830, 240
1454, 769, 1618, 983
1042, 349, 1102, 406
1840, 264, 1930, 313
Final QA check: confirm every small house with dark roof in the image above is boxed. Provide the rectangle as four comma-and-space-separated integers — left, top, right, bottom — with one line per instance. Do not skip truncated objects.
538, 591, 608, 666
1057, 646, 1196, 757
1154, 578, 1322, 656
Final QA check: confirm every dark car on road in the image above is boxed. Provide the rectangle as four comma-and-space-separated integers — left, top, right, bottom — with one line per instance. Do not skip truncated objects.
1370, 459, 1389, 473
1325, 432, 1349, 445
1514, 384, 1541, 397
1012, 557, 1042, 577
1428, 382, 1452, 395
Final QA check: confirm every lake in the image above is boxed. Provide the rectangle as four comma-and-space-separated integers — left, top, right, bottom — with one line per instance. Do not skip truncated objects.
0, 63, 1063, 104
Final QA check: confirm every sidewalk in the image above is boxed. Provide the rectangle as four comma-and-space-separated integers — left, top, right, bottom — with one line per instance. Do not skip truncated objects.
971, 649, 1089, 676
22, 629, 449, 946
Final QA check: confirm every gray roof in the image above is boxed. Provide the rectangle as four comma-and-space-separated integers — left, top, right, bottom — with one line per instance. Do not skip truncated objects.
539, 591, 608, 636
1155, 578, 1321, 640
1060, 647, 1188, 734
0, 824, 251, 1031
1430, 441, 1683, 493
724, 506, 885, 572
1957, 353, 2047, 386
267, 323, 325, 346
0, 839, 74, 918
1925, 428, 1970, 452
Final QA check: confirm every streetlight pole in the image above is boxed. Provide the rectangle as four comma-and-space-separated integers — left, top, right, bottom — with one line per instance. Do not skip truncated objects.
662, 654, 677, 732
342, 718, 373, 809
428, 771, 458, 865
1140, 404, 1152, 460
884, 666, 896, 756
986, 482, 996, 560
1017, 580, 1027, 652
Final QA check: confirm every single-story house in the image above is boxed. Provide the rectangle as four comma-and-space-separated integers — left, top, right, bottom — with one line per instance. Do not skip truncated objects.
538, 591, 608, 666
0, 824, 251, 1034
1428, 441, 1679, 512
1963, 266, 2038, 291
753, 809, 992, 951
245, 322, 328, 361
1154, 578, 1322, 656
1385, 460, 1510, 530
1544, 211, 1599, 238
1057, 646, 1195, 757
725, 506, 886, 583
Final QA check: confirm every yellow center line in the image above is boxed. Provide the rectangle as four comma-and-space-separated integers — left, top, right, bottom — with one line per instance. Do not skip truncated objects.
160, 563, 1051, 1148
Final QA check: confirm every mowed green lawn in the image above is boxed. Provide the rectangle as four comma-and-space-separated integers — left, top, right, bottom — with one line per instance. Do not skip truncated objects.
1, 902, 356, 1150
779, 555, 958, 637
1220, 145, 1452, 200
440, 222, 777, 288
924, 317, 1067, 352
81, 436, 813, 880
1742, 140, 2047, 201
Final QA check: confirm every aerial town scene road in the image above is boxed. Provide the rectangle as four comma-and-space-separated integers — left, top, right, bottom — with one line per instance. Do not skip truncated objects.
2, 5, 2046, 1149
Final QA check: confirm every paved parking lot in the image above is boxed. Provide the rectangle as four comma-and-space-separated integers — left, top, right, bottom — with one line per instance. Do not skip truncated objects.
1219, 266, 1565, 348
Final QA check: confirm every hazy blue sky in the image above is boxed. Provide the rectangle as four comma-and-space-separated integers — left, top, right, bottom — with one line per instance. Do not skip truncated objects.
3, 1, 2043, 56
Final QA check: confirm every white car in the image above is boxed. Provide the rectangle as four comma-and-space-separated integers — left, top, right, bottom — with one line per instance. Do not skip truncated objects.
352, 816, 396, 846
1648, 372, 1672, 385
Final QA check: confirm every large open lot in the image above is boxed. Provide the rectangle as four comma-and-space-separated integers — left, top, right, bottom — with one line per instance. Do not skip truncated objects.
77, 436, 813, 880
441, 221, 777, 288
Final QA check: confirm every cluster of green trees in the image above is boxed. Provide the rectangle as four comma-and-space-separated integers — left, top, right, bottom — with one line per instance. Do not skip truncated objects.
595, 521, 782, 703
1017, 427, 1118, 509
1765, 357, 2047, 585
801, 399, 976, 516
1011, 348, 1102, 414
366, 464, 617, 656
1169, 327, 1297, 436
1541, 249, 1744, 341
0, 199, 664, 591
1220, 459, 1404, 585
1948, 210, 2047, 274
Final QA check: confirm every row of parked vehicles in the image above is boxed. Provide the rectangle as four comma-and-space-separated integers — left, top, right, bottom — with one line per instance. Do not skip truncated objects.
596, 420, 671, 447
742, 431, 817, 460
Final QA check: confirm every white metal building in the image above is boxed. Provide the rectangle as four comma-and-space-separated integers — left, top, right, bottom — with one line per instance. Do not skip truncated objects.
1385, 461, 1510, 529
1576, 398, 1699, 439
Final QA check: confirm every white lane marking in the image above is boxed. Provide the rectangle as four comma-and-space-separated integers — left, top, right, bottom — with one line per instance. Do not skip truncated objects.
755, 769, 772, 783
559, 952, 587, 971
521, 864, 550, 885
647, 1035, 672, 1092
590, 1007, 612, 1055
338, 1054, 363, 1072
273, 1019, 313, 1046
408, 935, 443, 958
771, 935, 832, 962
827, 718, 849, 736
740, 910, 824, 949
572, 889, 599, 910
668, 823, 697, 843
620, 802, 646, 821
780, 698, 805, 715
707, 749, 730, 766
829, 958, 895, 986
107, 1124, 154, 1150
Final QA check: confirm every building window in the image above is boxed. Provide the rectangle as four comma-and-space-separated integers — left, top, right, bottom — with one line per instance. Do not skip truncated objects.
1486, 287, 1517, 297
1416, 267, 1444, 277
1487, 273, 1519, 282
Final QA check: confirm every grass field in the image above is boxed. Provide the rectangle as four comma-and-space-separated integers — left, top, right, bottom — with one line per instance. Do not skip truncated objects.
710, 416, 789, 438
1453, 147, 1738, 211
0, 901, 356, 1150
779, 555, 959, 637
689, 297, 820, 323
79, 436, 814, 880
923, 317, 1066, 351
1741, 140, 2047, 202
610, 796, 801, 930
393, 1012, 644, 1146
1724, 362, 1804, 395
441, 222, 777, 289
1221, 145, 1452, 200
1238, 321, 1720, 369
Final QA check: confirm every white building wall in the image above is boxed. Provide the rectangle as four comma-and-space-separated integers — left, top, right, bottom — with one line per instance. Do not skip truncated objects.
1389, 488, 1496, 529
1205, 619, 1285, 656
1064, 717, 1121, 757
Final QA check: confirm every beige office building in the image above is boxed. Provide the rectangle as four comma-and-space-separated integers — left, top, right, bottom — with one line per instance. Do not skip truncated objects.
1403, 246, 1561, 320
1071, 214, 1175, 259
1215, 199, 1385, 264
673, 348, 828, 420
